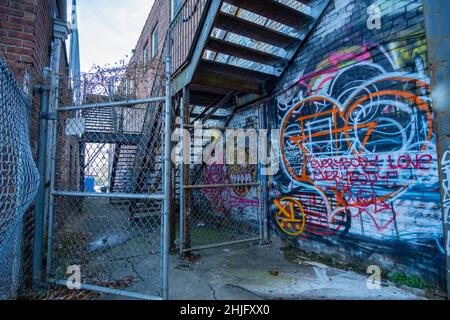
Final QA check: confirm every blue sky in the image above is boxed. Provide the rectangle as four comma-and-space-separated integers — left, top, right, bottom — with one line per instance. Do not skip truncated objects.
71, 0, 155, 71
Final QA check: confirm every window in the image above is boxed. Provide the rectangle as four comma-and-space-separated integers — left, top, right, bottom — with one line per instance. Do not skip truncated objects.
171, 0, 183, 20
129, 79, 135, 95
143, 40, 149, 65
151, 26, 158, 58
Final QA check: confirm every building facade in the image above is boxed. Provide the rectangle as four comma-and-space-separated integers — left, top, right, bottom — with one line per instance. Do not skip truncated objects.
267, 0, 445, 291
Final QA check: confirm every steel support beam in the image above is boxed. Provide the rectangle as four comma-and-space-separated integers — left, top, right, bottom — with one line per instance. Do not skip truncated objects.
423, 0, 450, 299
258, 103, 270, 244
183, 89, 192, 254
179, 90, 186, 255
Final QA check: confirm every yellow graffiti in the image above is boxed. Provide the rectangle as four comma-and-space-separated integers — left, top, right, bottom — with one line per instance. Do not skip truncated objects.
274, 197, 306, 237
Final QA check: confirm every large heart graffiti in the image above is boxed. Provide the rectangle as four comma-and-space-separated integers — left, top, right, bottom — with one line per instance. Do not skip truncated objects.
279, 73, 434, 232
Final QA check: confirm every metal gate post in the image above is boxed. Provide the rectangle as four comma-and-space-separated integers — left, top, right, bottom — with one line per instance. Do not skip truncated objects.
32, 68, 50, 287
162, 55, 172, 300
179, 91, 185, 255
258, 103, 270, 244
183, 89, 192, 253
423, 0, 450, 299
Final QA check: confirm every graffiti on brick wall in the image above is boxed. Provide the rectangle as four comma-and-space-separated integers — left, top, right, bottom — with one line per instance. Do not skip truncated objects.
442, 150, 450, 223
272, 43, 442, 240
199, 110, 260, 215
200, 163, 258, 215
442, 149, 450, 255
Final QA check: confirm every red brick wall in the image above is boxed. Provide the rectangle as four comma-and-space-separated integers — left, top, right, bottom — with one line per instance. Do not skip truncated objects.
0, 0, 37, 85
0, 0, 70, 292
0, 0, 68, 157
130, 0, 171, 97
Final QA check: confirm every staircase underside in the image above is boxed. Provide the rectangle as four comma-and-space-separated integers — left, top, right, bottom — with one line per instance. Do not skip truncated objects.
173, 0, 330, 115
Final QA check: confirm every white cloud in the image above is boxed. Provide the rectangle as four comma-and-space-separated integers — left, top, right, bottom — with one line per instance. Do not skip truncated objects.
71, 0, 154, 71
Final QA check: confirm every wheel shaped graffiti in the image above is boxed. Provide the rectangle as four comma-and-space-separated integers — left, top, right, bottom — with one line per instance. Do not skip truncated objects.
274, 197, 306, 237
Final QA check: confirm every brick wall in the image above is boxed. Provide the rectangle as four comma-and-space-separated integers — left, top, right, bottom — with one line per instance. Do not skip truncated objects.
129, 0, 171, 98
1, 0, 70, 292
0, 0, 68, 156
266, 0, 445, 291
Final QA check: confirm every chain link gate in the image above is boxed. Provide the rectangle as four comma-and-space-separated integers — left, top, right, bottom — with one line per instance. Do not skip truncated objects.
45, 58, 173, 300
179, 96, 266, 253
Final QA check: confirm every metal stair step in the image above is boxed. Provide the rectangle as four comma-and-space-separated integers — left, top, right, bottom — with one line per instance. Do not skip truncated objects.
206, 38, 287, 67
223, 0, 313, 29
215, 11, 298, 49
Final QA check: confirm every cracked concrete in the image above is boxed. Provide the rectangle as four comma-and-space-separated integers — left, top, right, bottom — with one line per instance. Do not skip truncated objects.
73, 199, 433, 300
164, 239, 429, 300
61, 199, 432, 300
103, 238, 431, 300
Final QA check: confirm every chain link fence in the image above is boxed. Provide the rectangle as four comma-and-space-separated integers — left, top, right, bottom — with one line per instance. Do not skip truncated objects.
0, 58, 40, 299
181, 107, 263, 252
45, 45, 171, 298
49, 102, 165, 297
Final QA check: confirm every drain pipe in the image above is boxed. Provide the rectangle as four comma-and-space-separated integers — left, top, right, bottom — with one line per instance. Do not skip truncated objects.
45, 19, 69, 278
32, 68, 51, 288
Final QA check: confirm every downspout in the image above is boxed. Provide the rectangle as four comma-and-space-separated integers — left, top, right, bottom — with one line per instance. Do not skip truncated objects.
32, 68, 50, 288
44, 18, 69, 280
32, 16, 68, 287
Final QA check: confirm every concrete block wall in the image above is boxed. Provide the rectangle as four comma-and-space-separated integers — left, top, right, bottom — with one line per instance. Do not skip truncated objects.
266, 0, 445, 291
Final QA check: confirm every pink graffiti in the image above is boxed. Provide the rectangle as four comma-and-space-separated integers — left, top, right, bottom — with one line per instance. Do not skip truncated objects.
298, 43, 372, 94
201, 164, 258, 215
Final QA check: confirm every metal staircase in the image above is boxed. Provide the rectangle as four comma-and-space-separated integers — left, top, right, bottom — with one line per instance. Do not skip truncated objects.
173, 0, 331, 107
123, 0, 331, 220
78, 97, 144, 196
110, 145, 138, 193
83, 107, 116, 133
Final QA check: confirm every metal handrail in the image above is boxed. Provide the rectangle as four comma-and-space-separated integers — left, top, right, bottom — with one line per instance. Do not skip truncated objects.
169, 0, 211, 75
169, 0, 203, 29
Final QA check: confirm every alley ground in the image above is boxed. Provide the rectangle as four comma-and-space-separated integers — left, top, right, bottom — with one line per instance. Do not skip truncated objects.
104, 239, 437, 300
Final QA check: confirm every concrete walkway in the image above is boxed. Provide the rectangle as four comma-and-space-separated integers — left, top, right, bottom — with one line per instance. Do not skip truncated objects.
164, 240, 427, 300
